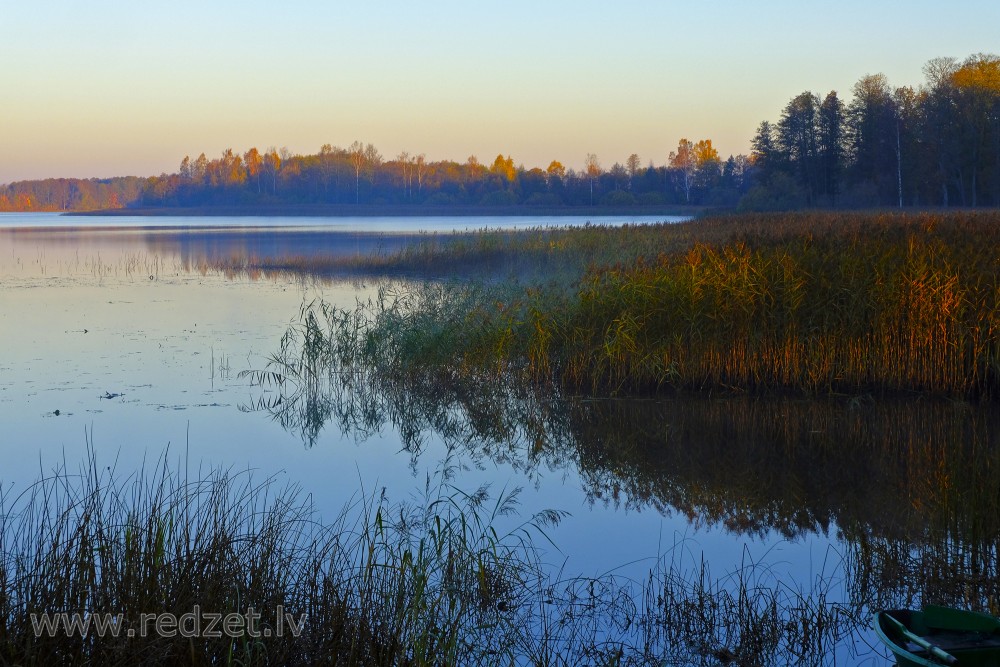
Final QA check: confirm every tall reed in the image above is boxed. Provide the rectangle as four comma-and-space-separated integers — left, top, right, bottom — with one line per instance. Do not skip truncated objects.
248, 300, 1000, 547
0, 439, 861, 665
283, 212, 1000, 398
0, 441, 563, 665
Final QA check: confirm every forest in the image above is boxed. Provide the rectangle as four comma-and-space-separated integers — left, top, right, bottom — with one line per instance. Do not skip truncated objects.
1, 53, 997, 213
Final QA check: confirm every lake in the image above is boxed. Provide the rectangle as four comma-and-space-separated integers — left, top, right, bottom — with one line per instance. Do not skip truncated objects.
2, 212, 997, 664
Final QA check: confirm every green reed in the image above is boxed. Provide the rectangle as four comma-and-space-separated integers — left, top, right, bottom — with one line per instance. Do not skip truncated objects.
0, 438, 568, 666
273, 211, 1000, 398
247, 296, 1000, 554
0, 436, 861, 666
237, 288, 1000, 664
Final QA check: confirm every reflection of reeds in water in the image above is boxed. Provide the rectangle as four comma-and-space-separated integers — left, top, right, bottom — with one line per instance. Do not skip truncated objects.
572, 397, 1000, 541
1, 440, 859, 665
243, 294, 1000, 629
639, 544, 853, 665
241, 287, 579, 463
849, 530, 1000, 620
575, 395, 1000, 619
246, 294, 1000, 542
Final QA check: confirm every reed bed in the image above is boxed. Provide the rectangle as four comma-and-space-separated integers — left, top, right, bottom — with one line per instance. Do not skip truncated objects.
271, 211, 1000, 398
247, 300, 1000, 546
561, 212, 1000, 396
0, 442, 563, 666
0, 441, 858, 666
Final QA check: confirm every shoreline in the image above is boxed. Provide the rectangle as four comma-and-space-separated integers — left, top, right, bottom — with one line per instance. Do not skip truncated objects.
63, 204, 703, 218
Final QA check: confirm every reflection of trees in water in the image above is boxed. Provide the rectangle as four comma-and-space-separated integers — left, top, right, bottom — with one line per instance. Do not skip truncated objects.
244, 298, 1000, 616
141, 228, 417, 274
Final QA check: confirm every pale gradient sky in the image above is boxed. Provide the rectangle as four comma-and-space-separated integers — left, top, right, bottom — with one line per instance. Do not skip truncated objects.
2, 0, 998, 184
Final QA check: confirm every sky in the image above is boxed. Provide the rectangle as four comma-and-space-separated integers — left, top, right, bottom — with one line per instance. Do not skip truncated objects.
2, 0, 999, 184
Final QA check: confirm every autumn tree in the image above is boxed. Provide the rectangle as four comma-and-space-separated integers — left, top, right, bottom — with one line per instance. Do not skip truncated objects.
262, 148, 281, 195
626, 153, 641, 191
277, 148, 301, 191
951, 53, 1000, 205
194, 153, 208, 183
363, 143, 382, 188
348, 141, 365, 203
466, 155, 485, 183
397, 151, 412, 198
244, 147, 263, 193
415, 154, 427, 196
220, 149, 246, 187
668, 140, 696, 203
584, 153, 601, 205
546, 160, 567, 200
692, 140, 721, 191
490, 154, 516, 182
319, 144, 339, 197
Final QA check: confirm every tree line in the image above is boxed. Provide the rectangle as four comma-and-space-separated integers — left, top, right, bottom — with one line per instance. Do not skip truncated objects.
0, 177, 143, 212
745, 53, 1000, 209
130, 140, 752, 210
0, 140, 751, 212
1, 53, 996, 213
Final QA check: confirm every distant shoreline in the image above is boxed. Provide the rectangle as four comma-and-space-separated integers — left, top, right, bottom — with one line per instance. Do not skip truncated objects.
64, 204, 702, 218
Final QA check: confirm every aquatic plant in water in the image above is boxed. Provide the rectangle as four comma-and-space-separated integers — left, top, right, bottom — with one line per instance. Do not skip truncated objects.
1, 434, 870, 665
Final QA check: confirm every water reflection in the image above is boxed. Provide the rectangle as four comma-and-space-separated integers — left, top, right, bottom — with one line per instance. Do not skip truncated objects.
244, 298, 1000, 619
5, 218, 999, 661
240, 297, 578, 475
245, 308, 1000, 538
0, 224, 421, 277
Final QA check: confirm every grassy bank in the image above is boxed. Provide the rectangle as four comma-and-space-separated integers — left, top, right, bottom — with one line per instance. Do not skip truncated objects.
273, 211, 1000, 398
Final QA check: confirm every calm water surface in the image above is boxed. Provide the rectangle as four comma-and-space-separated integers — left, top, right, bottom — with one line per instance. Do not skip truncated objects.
3, 213, 997, 664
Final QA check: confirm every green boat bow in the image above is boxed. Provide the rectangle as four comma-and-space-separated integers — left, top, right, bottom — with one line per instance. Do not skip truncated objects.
874, 607, 1000, 666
